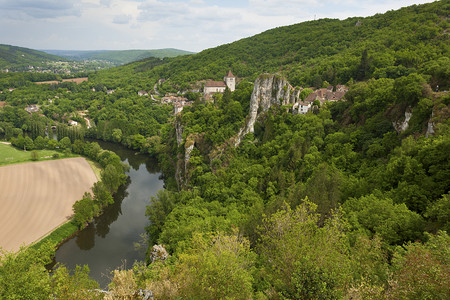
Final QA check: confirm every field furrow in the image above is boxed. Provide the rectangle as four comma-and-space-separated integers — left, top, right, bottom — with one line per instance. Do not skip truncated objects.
0, 157, 97, 252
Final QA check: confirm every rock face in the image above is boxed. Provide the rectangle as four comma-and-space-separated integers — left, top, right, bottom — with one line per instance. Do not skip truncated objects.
426, 112, 435, 137
149, 244, 169, 263
393, 108, 412, 133
136, 289, 154, 300
175, 119, 183, 146
236, 73, 300, 145
184, 143, 194, 173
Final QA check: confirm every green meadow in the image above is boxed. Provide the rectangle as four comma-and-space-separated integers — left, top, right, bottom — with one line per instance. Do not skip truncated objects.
0, 143, 61, 166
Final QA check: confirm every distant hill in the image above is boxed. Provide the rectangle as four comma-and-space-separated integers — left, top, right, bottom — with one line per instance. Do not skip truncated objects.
42, 49, 195, 65
0, 44, 67, 71
103, 0, 448, 90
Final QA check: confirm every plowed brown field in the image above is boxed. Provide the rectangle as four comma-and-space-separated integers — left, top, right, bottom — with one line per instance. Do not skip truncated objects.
0, 157, 97, 252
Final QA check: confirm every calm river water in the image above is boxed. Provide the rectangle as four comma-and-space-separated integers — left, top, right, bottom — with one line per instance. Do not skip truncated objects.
53, 141, 164, 288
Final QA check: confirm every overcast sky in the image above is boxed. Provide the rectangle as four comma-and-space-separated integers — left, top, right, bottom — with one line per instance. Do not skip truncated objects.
0, 0, 437, 52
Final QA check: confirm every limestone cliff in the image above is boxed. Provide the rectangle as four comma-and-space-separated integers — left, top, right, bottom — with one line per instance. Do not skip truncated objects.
393, 107, 412, 133
235, 73, 300, 145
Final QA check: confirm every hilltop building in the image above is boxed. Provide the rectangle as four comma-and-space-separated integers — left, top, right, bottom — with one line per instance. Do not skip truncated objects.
204, 70, 236, 99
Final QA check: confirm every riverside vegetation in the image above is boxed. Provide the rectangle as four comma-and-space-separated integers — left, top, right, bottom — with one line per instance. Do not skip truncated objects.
0, 1, 449, 298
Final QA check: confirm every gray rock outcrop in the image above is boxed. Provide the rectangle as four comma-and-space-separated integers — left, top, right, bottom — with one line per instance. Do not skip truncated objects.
136, 289, 154, 300
149, 244, 169, 263
393, 107, 412, 133
235, 73, 300, 145
426, 111, 435, 137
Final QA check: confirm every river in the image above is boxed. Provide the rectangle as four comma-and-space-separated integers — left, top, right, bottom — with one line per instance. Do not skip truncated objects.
53, 141, 164, 288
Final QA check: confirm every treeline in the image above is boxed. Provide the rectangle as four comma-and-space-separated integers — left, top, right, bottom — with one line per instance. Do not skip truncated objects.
70, 140, 128, 228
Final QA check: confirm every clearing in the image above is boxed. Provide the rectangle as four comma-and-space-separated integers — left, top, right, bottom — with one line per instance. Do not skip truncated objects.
0, 157, 97, 252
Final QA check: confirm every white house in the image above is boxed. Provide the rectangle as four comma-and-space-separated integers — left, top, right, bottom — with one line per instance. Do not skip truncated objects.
298, 102, 311, 114
204, 70, 236, 99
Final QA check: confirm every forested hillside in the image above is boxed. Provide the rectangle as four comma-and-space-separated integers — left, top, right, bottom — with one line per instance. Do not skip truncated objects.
0, 44, 66, 71
0, 1, 449, 298
94, 0, 449, 92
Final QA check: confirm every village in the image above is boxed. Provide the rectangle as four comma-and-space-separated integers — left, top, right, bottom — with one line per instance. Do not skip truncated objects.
3, 70, 349, 128
154, 70, 348, 115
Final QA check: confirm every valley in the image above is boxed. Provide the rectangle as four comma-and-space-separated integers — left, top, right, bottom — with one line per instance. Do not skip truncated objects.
0, 1, 449, 298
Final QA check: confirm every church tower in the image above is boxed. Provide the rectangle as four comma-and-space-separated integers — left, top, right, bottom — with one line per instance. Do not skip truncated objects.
224, 70, 236, 92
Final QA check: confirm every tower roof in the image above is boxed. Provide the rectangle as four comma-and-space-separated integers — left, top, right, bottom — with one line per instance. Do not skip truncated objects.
225, 70, 235, 78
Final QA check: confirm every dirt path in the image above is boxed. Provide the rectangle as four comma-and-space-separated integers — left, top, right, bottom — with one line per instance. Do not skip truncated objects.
0, 157, 97, 252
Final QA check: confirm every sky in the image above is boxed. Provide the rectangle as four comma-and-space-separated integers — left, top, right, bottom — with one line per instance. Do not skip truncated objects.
0, 0, 437, 52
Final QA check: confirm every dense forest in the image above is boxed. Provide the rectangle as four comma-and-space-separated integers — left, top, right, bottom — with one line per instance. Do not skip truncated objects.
1, 0, 449, 299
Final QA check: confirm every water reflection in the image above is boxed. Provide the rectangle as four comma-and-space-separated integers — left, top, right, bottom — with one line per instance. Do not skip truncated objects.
76, 223, 95, 250
94, 177, 130, 239
54, 141, 164, 288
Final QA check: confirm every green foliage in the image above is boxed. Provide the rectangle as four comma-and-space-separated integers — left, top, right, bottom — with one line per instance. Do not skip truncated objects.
257, 201, 352, 298
51, 265, 101, 299
158, 197, 243, 254
58, 136, 72, 150
92, 181, 114, 207
394, 73, 427, 106
0, 243, 100, 299
175, 232, 255, 299
0, 243, 54, 299
73, 193, 98, 228
425, 194, 450, 233
291, 258, 338, 300
101, 164, 126, 194
343, 194, 425, 246
145, 189, 177, 246
30, 150, 38, 161
390, 231, 450, 299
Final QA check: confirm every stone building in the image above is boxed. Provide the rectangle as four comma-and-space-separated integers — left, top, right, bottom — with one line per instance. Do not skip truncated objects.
204, 70, 236, 99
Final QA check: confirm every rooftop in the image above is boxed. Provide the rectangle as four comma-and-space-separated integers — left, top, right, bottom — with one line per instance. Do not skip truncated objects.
205, 81, 226, 87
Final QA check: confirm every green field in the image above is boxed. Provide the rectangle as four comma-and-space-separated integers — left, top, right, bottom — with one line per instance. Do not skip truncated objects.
0, 143, 69, 166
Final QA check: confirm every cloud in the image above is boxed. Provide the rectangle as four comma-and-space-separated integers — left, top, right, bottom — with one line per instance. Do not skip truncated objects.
113, 14, 132, 24
0, 0, 436, 52
0, 0, 81, 19
248, 0, 317, 16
